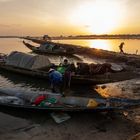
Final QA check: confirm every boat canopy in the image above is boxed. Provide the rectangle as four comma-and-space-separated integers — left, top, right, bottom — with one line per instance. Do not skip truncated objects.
6, 51, 51, 69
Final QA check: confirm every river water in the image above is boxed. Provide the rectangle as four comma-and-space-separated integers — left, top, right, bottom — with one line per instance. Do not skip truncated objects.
0, 38, 140, 54
0, 38, 139, 140
0, 38, 139, 92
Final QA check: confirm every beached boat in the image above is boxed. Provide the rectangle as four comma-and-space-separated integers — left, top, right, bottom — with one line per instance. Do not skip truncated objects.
0, 88, 139, 112
0, 97, 140, 112
0, 62, 139, 85
0, 51, 139, 85
23, 40, 75, 56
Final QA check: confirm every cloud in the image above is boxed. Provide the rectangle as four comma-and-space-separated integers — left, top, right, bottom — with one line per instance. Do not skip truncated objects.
0, 0, 15, 2
0, 24, 21, 28
0, 24, 11, 27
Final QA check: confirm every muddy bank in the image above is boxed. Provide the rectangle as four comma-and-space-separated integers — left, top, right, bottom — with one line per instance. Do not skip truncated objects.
95, 78, 140, 139
95, 79, 140, 119
95, 78, 140, 99
128, 132, 140, 140
0, 111, 139, 140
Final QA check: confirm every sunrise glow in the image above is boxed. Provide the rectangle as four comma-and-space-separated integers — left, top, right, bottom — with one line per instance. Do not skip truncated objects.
89, 40, 111, 50
70, 1, 125, 34
0, 0, 139, 35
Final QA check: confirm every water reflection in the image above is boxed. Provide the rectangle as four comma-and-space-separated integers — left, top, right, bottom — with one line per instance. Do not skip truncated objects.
0, 38, 140, 54
0, 70, 101, 98
56, 39, 140, 54
0, 38, 29, 54
88, 40, 111, 50
0, 71, 50, 91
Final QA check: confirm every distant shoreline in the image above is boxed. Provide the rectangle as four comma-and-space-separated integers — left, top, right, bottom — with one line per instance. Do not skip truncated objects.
1, 34, 140, 40
0, 36, 18, 38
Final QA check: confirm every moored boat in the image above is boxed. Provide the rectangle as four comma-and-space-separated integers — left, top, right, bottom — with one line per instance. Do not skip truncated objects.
0, 88, 140, 112
0, 61, 139, 85
23, 40, 75, 56
0, 51, 139, 85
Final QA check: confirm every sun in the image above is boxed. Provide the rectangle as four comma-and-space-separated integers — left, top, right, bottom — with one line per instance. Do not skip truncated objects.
70, 1, 124, 34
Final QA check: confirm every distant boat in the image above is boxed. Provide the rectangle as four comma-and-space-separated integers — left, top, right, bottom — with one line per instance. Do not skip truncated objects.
22, 37, 88, 54
22, 40, 75, 56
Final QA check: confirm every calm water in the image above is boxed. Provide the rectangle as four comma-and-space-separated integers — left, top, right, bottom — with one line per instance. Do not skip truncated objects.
0, 38, 140, 54
0, 38, 139, 92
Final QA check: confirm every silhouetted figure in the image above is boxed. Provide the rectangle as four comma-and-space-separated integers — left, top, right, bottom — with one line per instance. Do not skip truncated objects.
136, 49, 138, 55
119, 42, 125, 53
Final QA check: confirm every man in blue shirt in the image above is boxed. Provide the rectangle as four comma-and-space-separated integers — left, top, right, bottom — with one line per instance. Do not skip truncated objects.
49, 69, 63, 93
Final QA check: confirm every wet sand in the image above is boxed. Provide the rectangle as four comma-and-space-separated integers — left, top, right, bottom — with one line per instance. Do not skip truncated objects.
0, 111, 139, 140
95, 78, 140, 140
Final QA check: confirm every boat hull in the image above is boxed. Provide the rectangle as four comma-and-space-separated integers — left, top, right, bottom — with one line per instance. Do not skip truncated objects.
0, 88, 139, 113
0, 102, 125, 113
0, 63, 139, 85
0, 97, 139, 113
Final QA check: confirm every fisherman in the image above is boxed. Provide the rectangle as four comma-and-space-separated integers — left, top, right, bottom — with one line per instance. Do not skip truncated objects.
57, 59, 70, 74
119, 42, 125, 53
58, 59, 76, 94
63, 63, 76, 89
60, 58, 69, 67
48, 68, 63, 93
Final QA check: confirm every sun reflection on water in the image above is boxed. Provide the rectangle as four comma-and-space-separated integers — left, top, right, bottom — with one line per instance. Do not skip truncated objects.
88, 40, 111, 50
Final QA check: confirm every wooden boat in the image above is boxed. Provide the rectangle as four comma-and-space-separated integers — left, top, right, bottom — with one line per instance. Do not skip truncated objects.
22, 40, 75, 56
0, 62, 139, 85
0, 90, 140, 112
23, 37, 80, 48
22, 37, 90, 55
0, 98, 140, 113
22, 37, 140, 66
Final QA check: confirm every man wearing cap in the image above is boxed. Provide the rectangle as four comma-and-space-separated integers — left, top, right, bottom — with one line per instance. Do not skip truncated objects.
48, 68, 63, 93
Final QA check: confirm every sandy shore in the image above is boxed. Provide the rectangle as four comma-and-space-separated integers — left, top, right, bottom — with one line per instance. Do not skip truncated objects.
0, 110, 139, 140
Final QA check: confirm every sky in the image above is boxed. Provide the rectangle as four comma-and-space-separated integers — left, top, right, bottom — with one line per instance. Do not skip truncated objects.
0, 0, 140, 36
